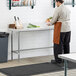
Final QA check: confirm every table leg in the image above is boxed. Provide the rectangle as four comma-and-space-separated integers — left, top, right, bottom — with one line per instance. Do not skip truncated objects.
64, 60, 68, 76
11, 31, 13, 60
18, 32, 20, 60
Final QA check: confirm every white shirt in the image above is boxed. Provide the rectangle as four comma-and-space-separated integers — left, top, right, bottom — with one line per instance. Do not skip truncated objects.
51, 4, 71, 32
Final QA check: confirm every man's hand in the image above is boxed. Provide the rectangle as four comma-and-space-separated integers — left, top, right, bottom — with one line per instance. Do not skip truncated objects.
46, 18, 51, 26
46, 18, 50, 23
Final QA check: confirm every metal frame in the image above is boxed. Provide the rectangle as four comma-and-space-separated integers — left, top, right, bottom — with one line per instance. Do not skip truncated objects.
52, 0, 75, 8
9, 0, 36, 10
11, 29, 53, 60
72, 0, 75, 7
53, 0, 55, 8
64, 60, 68, 76
59, 54, 76, 76
9, 0, 11, 10
11, 31, 13, 60
18, 32, 20, 60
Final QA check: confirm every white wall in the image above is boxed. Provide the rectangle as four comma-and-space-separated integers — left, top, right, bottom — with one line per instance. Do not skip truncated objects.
66, 5, 76, 53
69, 6, 76, 53
0, 0, 76, 60
0, 0, 54, 31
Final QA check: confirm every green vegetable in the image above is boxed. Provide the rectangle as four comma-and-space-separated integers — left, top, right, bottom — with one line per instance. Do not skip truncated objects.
49, 17, 53, 19
27, 23, 40, 28
37, 26, 40, 28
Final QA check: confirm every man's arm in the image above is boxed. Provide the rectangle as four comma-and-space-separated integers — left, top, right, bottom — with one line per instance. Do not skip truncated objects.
50, 8, 59, 25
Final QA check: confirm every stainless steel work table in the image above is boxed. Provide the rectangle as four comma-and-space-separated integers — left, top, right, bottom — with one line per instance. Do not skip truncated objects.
59, 53, 76, 76
9, 26, 54, 60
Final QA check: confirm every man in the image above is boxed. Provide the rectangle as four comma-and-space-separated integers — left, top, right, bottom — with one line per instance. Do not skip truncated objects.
46, 0, 71, 63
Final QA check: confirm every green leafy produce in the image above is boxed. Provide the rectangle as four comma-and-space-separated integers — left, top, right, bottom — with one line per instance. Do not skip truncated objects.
27, 23, 40, 28
49, 17, 53, 19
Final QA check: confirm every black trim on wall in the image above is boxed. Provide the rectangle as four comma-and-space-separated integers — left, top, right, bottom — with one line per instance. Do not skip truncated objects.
9, 0, 11, 10
53, 0, 55, 8
72, 0, 75, 7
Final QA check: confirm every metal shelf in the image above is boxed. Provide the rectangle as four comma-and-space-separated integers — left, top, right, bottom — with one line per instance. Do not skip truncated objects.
52, 0, 76, 8
8, 0, 35, 10
13, 46, 53, 54
9, 0, 11, 10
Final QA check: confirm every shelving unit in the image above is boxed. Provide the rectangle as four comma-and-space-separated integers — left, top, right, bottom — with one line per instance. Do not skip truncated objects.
52, 0, 76, 8
53, 0, 55, 8
8, 0, 36, 10
9, 0, 11, 10
64, 0, 75, 7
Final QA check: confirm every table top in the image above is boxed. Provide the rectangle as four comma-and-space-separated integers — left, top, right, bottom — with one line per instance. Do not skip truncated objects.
59, 53, 76, 63
8, 26, 54, 32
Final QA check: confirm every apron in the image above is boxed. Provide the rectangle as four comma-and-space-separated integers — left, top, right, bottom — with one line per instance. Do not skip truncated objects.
53, 22, 62, 44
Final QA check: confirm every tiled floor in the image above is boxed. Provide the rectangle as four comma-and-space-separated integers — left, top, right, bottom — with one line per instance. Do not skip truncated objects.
0, 55, 76, 76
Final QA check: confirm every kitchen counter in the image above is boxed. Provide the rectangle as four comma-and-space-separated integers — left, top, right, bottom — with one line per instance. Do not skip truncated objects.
9, 24, 54, 60
8, 26, 54, 32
